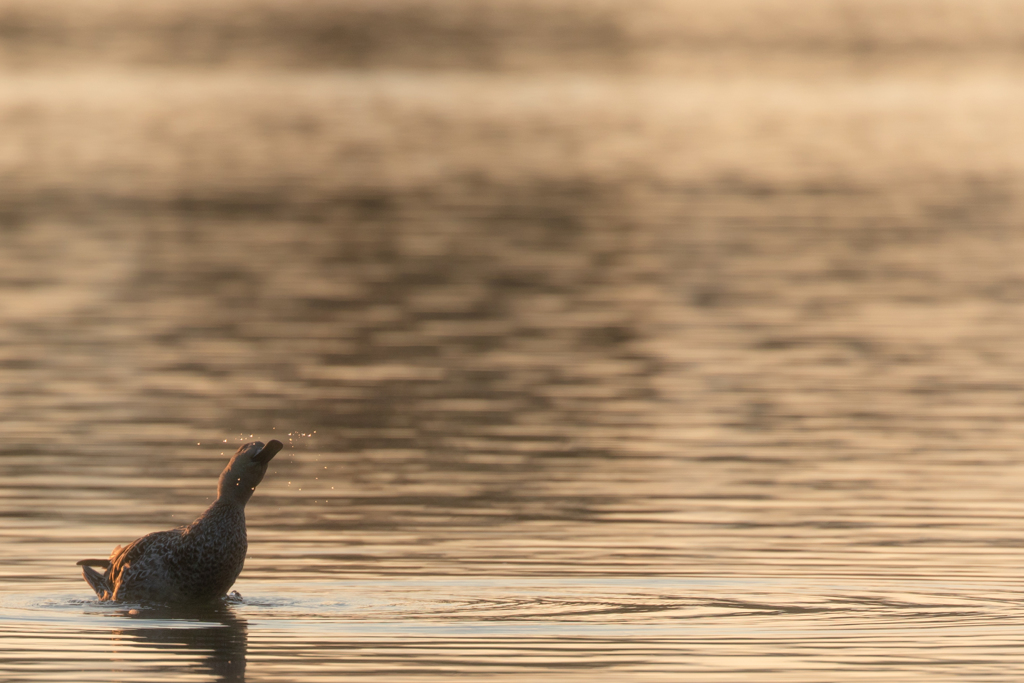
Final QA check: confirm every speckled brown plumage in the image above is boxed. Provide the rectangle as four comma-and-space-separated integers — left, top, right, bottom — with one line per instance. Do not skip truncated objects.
78, 439, 283, 604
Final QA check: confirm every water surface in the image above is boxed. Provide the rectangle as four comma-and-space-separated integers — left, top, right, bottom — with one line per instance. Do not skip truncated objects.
3, 1, 1024, 681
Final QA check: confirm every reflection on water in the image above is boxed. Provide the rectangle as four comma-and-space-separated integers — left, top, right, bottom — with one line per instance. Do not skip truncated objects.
116, 606, 247, 683
2, 0, 1024, 681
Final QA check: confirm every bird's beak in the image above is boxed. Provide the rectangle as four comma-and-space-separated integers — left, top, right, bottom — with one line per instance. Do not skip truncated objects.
253, 439, 283, 464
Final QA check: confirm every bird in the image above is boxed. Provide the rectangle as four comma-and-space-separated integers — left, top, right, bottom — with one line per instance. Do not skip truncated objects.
77, 439, 284, 604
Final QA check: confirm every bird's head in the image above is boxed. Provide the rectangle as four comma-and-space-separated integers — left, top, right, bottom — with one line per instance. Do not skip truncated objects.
217, 439, 284, 505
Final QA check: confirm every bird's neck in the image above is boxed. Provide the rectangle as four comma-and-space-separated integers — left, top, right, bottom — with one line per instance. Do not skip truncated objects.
192, 498, 247, 531
217, 469, 255, 507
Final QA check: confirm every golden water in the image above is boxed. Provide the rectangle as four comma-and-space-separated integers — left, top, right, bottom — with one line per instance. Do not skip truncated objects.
2, 1, 1024, 680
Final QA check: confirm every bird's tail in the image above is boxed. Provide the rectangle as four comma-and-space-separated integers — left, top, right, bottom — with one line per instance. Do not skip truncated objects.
76, 559, 110, 568
77, 559, 113, 600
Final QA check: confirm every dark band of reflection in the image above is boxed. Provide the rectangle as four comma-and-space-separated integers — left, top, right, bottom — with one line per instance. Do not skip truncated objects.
111, 603, 247, 682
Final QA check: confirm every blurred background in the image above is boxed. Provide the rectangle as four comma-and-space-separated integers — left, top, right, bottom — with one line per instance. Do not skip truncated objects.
4, 1, 1024, 681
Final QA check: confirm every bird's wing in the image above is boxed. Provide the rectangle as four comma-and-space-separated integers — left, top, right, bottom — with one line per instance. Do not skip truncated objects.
108, 530, 181, 583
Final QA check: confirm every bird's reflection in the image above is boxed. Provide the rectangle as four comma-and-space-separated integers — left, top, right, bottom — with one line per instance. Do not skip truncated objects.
110, 601, 247, 682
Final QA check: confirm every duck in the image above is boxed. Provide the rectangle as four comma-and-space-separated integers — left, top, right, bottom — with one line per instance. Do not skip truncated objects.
77, 439, 284, 603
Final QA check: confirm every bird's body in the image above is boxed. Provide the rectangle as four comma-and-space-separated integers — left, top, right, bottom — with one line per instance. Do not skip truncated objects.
78, 439, 283, 604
